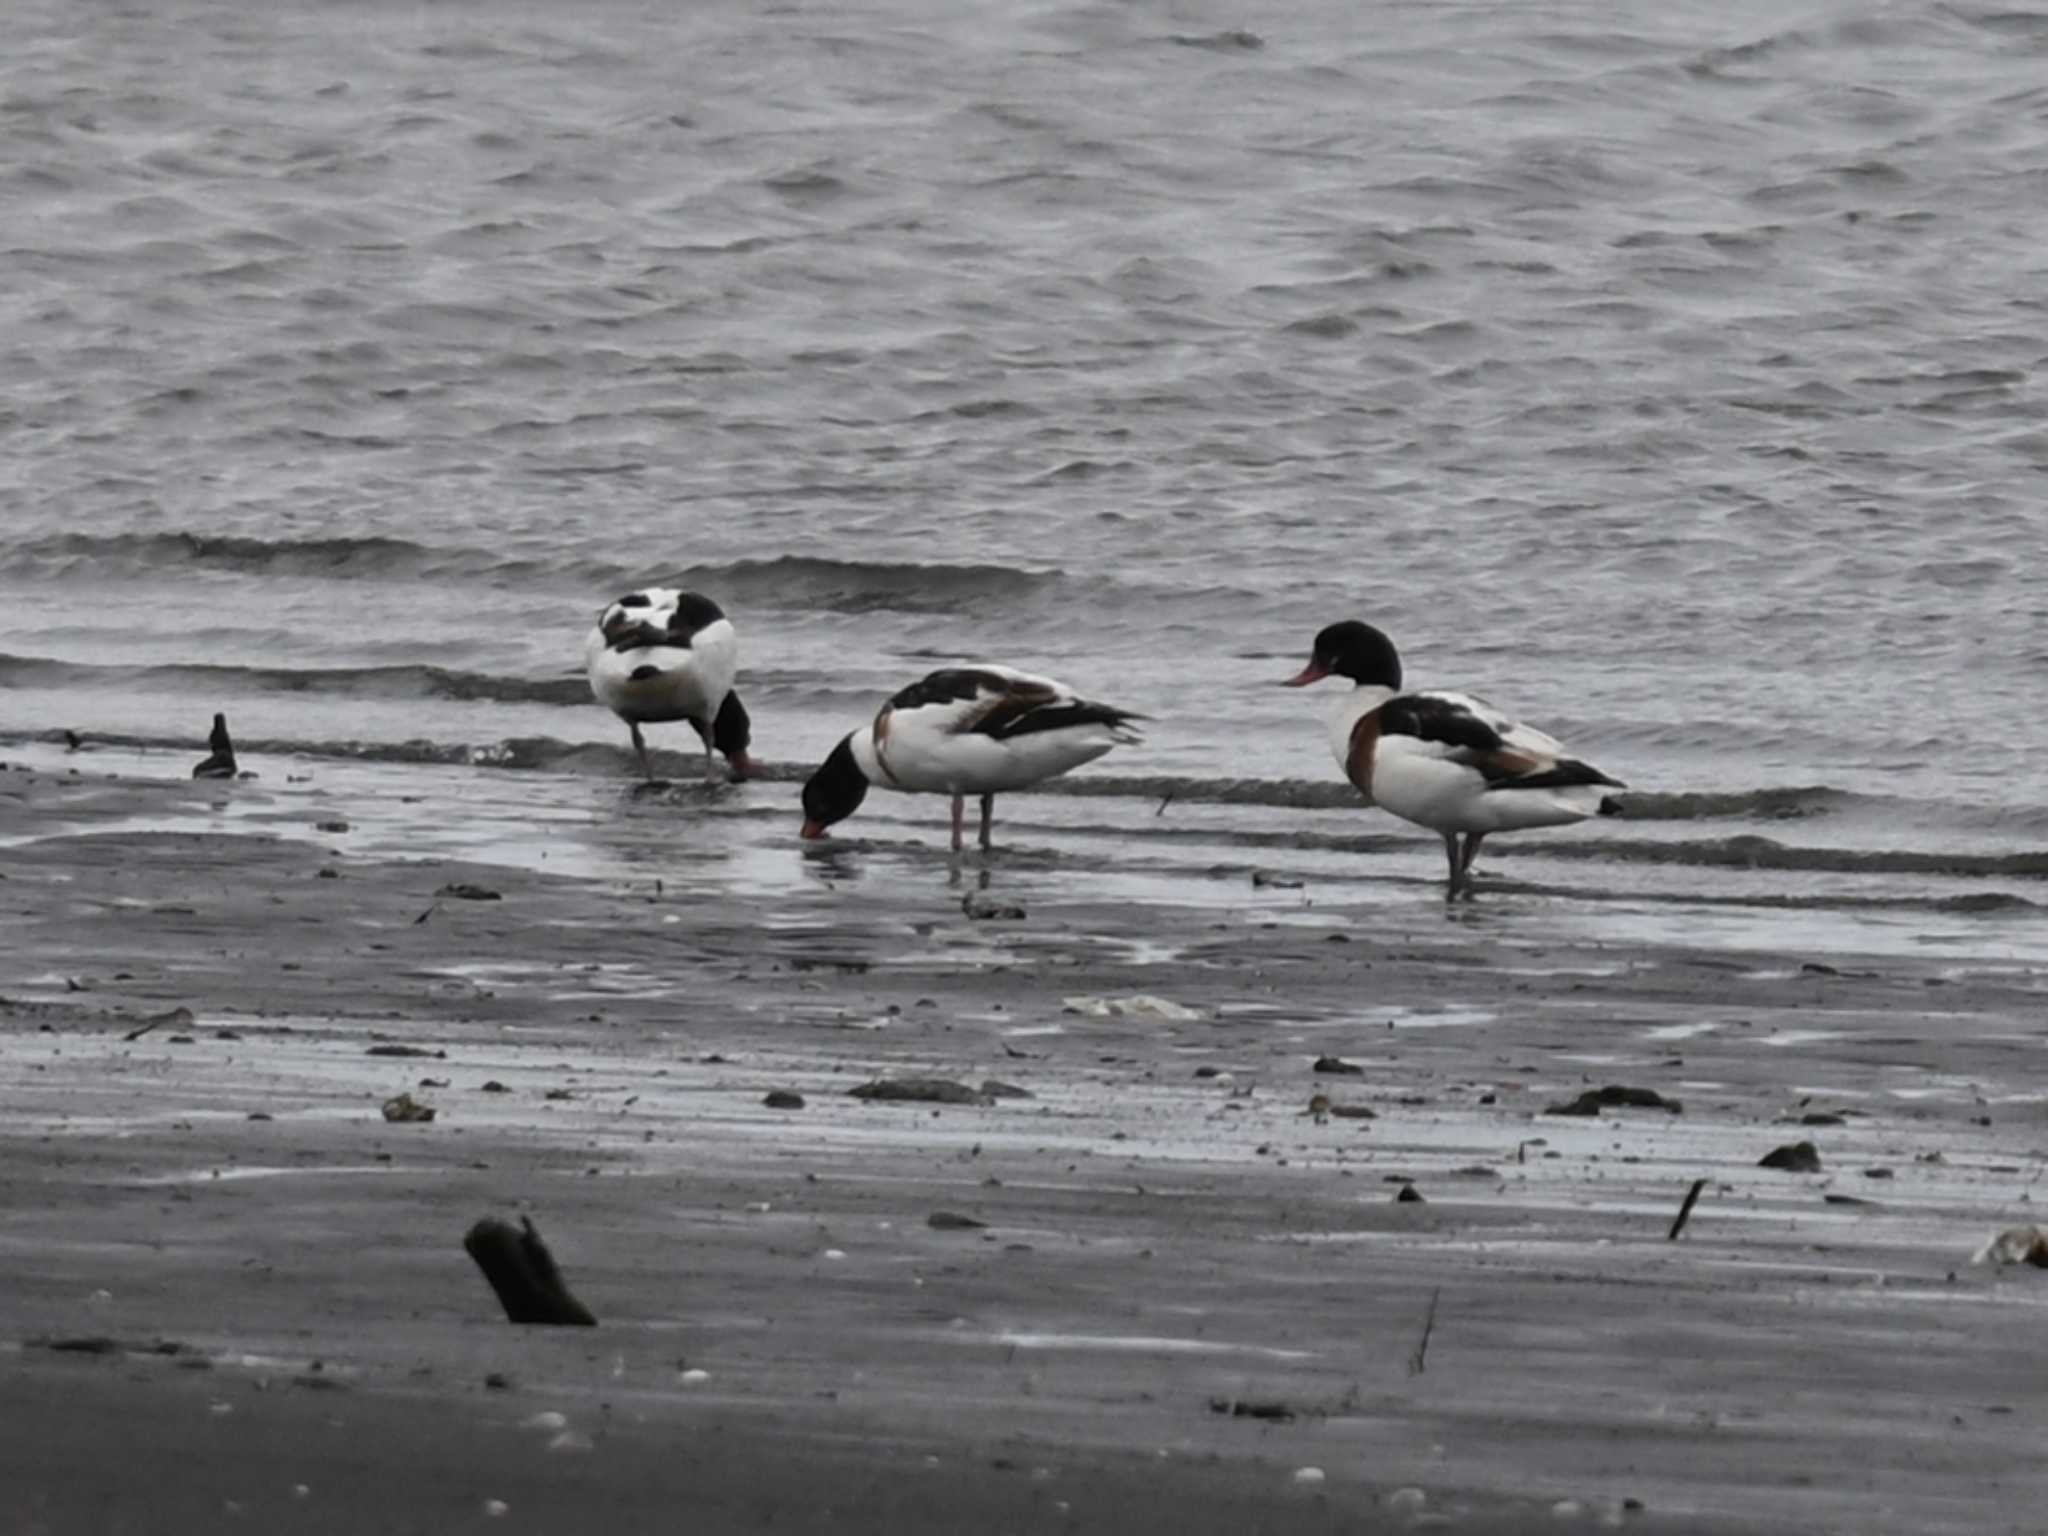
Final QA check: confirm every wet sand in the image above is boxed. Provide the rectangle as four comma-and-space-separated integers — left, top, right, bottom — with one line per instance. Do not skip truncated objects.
4, 756, 2047, 1534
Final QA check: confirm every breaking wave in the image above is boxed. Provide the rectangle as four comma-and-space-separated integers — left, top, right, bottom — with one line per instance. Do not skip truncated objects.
0, 533, 1071, 614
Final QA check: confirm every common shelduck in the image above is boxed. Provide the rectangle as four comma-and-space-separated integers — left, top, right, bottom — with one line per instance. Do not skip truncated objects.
584, 589, 755, 784
800, 665, 1143, 850
1284, 621, 1623, 899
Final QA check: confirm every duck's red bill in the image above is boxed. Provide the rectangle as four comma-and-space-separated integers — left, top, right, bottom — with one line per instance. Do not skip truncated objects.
799, 820, 828, 840
1280, 661, 1329, 687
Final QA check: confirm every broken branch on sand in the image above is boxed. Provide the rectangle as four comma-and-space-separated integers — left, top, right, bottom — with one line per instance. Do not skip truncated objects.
463, 1217, 596, 1326
1408, 1286, 1441, 1376
1668, 1178, 1708, 1241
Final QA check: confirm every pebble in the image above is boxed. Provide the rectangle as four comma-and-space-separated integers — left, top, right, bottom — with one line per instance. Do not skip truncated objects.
680, 1368, 710, 1384
1292, 1467, 1326, 1485
522, 1411, 568, 1431
1386, 1487, 1428, 1511
483, 1500, 509, 1518
548, 1430, 593, 1453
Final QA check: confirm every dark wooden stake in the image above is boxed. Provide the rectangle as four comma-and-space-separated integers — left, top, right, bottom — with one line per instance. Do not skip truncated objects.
463, 1217, 597, 1326
1668, 1178, 1708, 1241
192, 713, 238, 779
1407, 1287, 1441, 1376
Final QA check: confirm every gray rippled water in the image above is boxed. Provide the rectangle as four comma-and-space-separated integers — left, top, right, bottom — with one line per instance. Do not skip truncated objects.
3, 0, 2045, 921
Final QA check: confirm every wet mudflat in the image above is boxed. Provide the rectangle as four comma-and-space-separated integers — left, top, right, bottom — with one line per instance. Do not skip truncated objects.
3, 763, 2047, 1534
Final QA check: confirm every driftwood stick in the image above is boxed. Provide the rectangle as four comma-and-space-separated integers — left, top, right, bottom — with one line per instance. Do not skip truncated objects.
463, 1217, 597, 1326
1668, 1178, 1708, 1242
1407, 1287, 1441, 1376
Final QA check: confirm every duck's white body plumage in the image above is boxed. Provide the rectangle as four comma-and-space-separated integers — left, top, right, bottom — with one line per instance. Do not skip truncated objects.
801, 664, 1143, 849
585, 588, 751, 781
1287, 620, 1621, 898
858, 664, 1136, 794
1325, 685, 1615, 835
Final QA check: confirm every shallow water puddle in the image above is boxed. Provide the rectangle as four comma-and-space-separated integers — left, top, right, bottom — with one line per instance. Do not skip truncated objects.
125, 1164, 430, 1186
970, 1331, 1316, 1362
1643, 1021, 1721, 1041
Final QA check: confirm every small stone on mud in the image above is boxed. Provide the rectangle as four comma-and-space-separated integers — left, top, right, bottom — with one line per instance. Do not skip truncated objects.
978, 1079, 1032, 1099
928, 1211, 987, 1230
763, 1090, 805, 1109
367, 1044, 444, 1059
1974, 1225, 2048, 1267
381, 1092, 436, 1124
1546, 1085, 1681, 1116
479, 1080, 509, 1094
1210, 1397, 1296, 1421
436, 883, 502, 901
961, 893, 1026, 921
1395, 1184, 1426, 1204
1759, 1140, 1822, 1173
315, 820, 350, 833
848, 1077, 992, 1106
1313, 1055, 1364, 1075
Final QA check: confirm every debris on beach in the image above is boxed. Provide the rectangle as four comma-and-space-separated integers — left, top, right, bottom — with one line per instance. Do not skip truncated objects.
1546, 1085, 1682, 1117
762, 1090, 806, 1109
436, 882, 502, 901
1394, 1184, 1426, 1204
381, 1091, 437, 1123
1758, 1140, 1822, 1173
192, 713, 237, 779
1210, 1397, 1296, 1422
1973, 1226, 2048, 1268
978, 1078, 1032, 1099
315, 819, 350, 833
1668, 1178, 1709, 1240
1251, 870, 1303, 889
121, 1005, 195, 1043
1312, 1055, 1364, 1075
462, 1217, 597, 1326
961, 892, 1026, 921
1305, 1093, 1375, 1123
30, 1335, 194, 1358
1062, 994, 1200, 1020
848, 1077, 992, 1106
927, 1210, 987, 1230
366, 1044, 444, 1059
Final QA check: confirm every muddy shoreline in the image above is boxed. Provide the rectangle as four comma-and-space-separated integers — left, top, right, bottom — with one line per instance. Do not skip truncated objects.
4, 759, 2047, 1532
